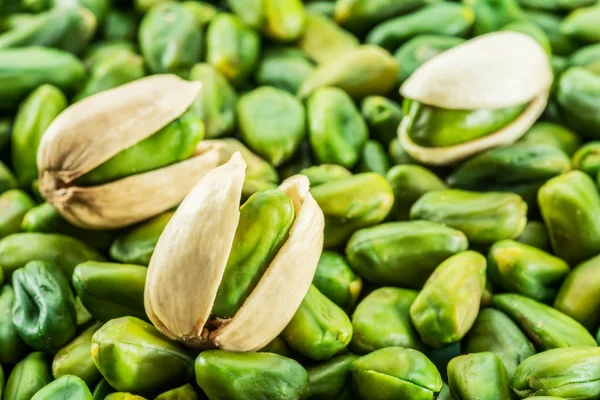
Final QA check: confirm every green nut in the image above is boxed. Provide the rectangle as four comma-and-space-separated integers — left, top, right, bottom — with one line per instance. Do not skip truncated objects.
570, 43, 600, 74
110, 211, 173, 265
102, 9, 138, 42
92, 316, 193, 394
228, 0, 305, 42
0, 284, 29, 364
516, 220, 551, 251
0, 7, 96, 53
538, 170, 600, 265
487, 239, 570, 302
386, 165, 446, 221
0, 119, 12, 156
76, 110, 204, 186
526, 9, 581, 56
74, 50, 145, 101
181, 1, 220, 27
554, 253, 600, 330
138, 2, 201, 76
0, 190, 35, 239
155, 384, 199, 400
92, 379, 115, 400
282, 284, 352, 361
519, 0, 596, 11
3, 352, 52, 400
447, 352, 512, 400
350, 347, 442, 400
21, 202, 115, 252
0, 163, 17, 196
311, 173, 394, 248
297, 11, 359, 64
105, 393, 146, 400
300, 164, 352, 187
438, 382, 454, 400
350, 287, 424, 354
299, 45, 398, 99
238, 86, 306, 167
346, 220, 468, 287
313, 251, 362, 311
307, 87, 368, 169
72, 262, 147, 322
410, 189, 528, 244
366, 3, 474, 51
334, 0, 426, 33
305, 2, 335, 17
466, 0, 527, 35
83, 41, 136, 69
492, 293, 597, 350
305, 353, 358, 400
31, 375, 92, 400
258, 337, 290, 357
0, 232, 105, 279
11, 84, 66, 188
519, 122, 582, 157
502, 20, 552, 55
52, 322, 102, 388
410, 251, 486, 348
463, 308, 535, 379
74, 296, 93, 326
557, 67, 600, 139
394, 35, 466, 84
360, 95, 404, 147
511, 347, 600, 399
356, 140, 391, 176
195, 350, 308, 400
206, 13, 261, 86
189, 63, 237, 139
12, 261, 77, 351
254, 47, 315, 95
52, 0, 109, 24
561, 5, 600, 44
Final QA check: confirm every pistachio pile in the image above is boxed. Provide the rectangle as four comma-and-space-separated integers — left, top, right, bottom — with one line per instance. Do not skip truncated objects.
1, 0, 600, 399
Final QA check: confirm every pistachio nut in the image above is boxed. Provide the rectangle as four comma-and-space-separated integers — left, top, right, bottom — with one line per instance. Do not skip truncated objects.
360, 95, 404, 147
519, 121, 582, 156
526, 9, 581, 56
0, 190, 35, 239
31, 375, 92, 400
300, 164, 352, 187
333, 0, 426, 33
297, 11, 358, 64
305, 353, 358, 400
155, 384, 199, 400
561, 5, 600, 44
0, 161, 18, 195
258, 337, 289, 357
312, 251, 362, 312
447, 352, 512, 400
144, 153, 324, 351
52, 322, 102, 387
0, 284, 30, 365
399, 32, 552, 165
515, 220, 551, 251
253, 47, 315, 95
356, 140, 391, 176
3, 352, 52, 400
37, 74, 221, 230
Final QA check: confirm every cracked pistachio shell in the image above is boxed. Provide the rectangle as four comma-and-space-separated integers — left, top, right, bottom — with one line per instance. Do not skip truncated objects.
144, 153, 324, 351
37, 74, 221, 230
350, 347, 442, 400
447, 352, 512, 400
511, 347, 600, 399
399, 32, 552, 165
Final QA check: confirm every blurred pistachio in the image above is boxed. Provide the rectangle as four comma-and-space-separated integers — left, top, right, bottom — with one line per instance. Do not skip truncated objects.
300, 164, 352, 187
492, 293, 597, 349
386, 164, 446, 221
228, 0, 305, 41
526, 9, 581, 56
388, 137, 417, 166
92, 316, 194, 394
282, 284, 352, 361
92, 380, 115, 400
410, 251, 486, 348
311, 172, 393, 248
299, 45, 398, 99
334, 0, 426, 33
305, 353, 358, 400
502, 19, 552, 55
557, 67, 600, 138
195, 350, 308, 400
366, 3, 474, 51
206, 13, 261, 86
0, 118, 11, 152
465, 0, 527, 35
83, 41, 136, 68
74, 296, 92, 326
238, 86, 306, 167
554, 253, 600, 330
346, 220, 468, 287
516, 220, 551, 251
570, 43, 600, 74
361, 96, 403, 147
519, 122, 582, 156
11, 84, 66, 188
139, 2, 202, 76
0, 190, 35, 239
351, 347, 442, 400
351, 287, 425, 354
518, 0, 596, 11
73, 262, 147, 322
297, 11, 358, 64
0, 284, 30, 364
254, 47, 315, 94
181, 1, 219, 27
102, 9, 138, 42
562, 5, 600, 44
463, 308, 535, 379
313, 251, 362, 311
189, 63, 237, 139
52, 0, 108, 24
356, 140, 391, 176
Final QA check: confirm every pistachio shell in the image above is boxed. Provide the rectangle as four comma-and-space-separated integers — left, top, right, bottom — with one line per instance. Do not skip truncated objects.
37, 75, 220, 229
144, 153, 324, 351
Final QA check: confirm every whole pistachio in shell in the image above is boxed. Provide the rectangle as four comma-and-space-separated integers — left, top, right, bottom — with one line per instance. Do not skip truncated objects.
37, 74, 221, 230
399, 31, 553, 166
144, 153, 325, 351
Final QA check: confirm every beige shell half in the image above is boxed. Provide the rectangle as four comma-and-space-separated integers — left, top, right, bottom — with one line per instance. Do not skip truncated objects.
144, 153, 325, 351
37, 74, 221, 229
400, 31, 553, 110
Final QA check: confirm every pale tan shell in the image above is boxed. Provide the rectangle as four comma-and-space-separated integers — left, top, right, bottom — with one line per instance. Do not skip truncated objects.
400, 31, 553, 110
399, 93, 548, 165
37, 74, 220, 229
144, 153, 325, 351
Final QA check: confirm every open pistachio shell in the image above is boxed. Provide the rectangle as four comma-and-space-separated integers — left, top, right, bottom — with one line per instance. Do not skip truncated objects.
37, 75, 221, 230
144, 153, 324, 352
399, 32, 552, 166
